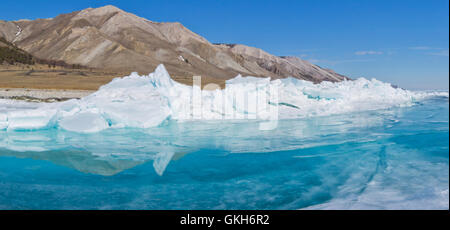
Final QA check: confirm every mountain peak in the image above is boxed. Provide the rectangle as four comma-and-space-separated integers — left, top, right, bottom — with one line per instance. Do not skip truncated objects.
92, 5, 122, 13
78, 5, 124, 17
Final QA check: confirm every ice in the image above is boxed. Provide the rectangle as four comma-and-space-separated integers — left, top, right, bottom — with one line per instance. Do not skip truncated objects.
6, 109, 57, 131
153, 152, 175, 176
0, 113, 7, 130
59, 112, 109, 133
0, 64, 447, 133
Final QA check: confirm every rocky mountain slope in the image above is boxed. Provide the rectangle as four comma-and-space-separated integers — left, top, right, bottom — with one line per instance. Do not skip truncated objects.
0, 5, 348, 82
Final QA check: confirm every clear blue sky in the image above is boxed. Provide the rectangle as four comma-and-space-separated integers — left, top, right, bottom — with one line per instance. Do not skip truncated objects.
1, 0, 448, 90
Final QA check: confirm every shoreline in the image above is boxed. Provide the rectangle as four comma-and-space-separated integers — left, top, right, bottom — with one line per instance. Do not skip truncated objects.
0, 88, 94, 102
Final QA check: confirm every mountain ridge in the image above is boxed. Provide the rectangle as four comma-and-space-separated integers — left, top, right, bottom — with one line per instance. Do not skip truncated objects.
0, 5, 349, 83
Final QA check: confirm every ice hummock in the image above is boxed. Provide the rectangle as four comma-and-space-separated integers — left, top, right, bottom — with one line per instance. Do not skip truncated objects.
0, 64, 447, 133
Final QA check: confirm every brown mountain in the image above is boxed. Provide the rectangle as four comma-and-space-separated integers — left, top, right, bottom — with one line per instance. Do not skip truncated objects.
0, 5, 348, 83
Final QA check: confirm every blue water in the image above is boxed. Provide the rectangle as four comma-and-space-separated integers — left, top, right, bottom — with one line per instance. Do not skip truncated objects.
0, 96, 448, 209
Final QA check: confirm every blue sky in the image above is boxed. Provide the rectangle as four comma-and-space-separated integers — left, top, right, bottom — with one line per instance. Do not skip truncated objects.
1, 0, 448, 90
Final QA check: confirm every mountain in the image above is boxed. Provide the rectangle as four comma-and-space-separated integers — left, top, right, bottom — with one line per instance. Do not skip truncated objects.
0, 5, 348, 83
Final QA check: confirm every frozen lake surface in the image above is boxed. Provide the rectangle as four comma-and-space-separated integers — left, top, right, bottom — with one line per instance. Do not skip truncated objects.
0, 96, 448, 209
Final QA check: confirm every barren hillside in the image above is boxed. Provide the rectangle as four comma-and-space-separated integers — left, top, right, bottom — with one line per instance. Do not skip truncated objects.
0, 5, 348, 82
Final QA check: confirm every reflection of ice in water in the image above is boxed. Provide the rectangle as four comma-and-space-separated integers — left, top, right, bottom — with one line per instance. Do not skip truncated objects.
153, 152, 175, 176
0, 109, 406, 174
0, 125, 178, 176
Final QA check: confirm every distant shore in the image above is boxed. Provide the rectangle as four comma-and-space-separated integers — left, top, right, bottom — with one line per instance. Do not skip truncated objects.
0, 65, 116, 102
0, 64, 122, 90
0, 65, 226, 102
0, 88, 94, 102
